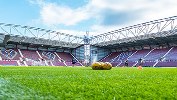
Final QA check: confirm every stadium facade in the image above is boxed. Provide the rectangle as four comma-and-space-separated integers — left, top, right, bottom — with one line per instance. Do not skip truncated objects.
0, 16, 177, 67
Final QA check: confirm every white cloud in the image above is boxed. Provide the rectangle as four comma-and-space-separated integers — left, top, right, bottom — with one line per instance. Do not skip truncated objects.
56, 29, 86, 36
40, 3, 90, 26
89, 0, 147, 11
29, 0, 177, 36
88, 0, 177, 34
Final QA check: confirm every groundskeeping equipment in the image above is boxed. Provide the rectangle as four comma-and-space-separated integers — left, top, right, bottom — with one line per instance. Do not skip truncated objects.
91, 62, 112, 70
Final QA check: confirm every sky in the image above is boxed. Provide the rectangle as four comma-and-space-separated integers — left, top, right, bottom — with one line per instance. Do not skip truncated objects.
0, 0, 177, 36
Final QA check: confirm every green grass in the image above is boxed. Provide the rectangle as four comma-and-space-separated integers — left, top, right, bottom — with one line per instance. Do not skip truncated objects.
0, 66, 177, 99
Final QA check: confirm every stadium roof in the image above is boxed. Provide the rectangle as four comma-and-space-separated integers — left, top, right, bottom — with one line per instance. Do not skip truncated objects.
90, 16, 177, 48
99, 30, 177, 49
0, 16, 177, 49
0, 23, 84, 48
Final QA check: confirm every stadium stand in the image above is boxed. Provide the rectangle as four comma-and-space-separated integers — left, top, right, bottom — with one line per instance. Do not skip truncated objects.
0, 49, 18, 60
1, 16, 177, 67
0, 48, 81, 66
1, 46, 177, 67
101, 52, 120, 62
0, 60, 18, 66
98, 47, 177, 67
21, 50, 41, 61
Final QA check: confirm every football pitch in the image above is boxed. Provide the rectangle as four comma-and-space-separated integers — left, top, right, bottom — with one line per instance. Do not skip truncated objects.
0, 66, 177, 99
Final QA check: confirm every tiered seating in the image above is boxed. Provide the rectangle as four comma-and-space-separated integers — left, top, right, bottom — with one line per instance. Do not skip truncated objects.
20, 50, 41, 66
0, 60, 18, 66
2, 47, 177, 67
21, 50, 40, 61
0, 48, 81, 66
156, 61, 177, 67
116, 51, 133, 61
164, 47, 177, 61
144, 48, 169, 61
143, 62, 156, 67
101, 52, 133, 66
128, 50, 150, 66
128, 50, 150, 61
156, 47, 177, 67
38, 51, 55, 66
108, 48, 175, 67
74, 62, 82, 66
143, 48, 169, 66
116, 51, 134, 66
12, 49, 21, 60
52, 53, 65, 66
57, 52, 72, 62
111, 60, 122, 67
19, 61, 26, 66
57, 52, 73, 66
0, 49, 19, 60
107, 51, 133, 67
40, 51, 56, 61
0, 49, 19, 66
101, 52, 120, 62
52, 60, 65, 66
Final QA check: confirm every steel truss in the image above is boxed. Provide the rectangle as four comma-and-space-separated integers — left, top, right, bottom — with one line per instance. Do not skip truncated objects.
1, 16, 177, 48
90, 16, 177, 46
0, 23, 84, 48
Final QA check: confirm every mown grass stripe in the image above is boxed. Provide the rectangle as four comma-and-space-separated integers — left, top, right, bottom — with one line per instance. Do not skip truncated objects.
0, 78, 56, 100
0, 67, 177, 99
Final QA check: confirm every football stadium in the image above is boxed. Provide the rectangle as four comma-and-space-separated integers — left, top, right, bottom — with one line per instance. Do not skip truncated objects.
1, 0, 177, 99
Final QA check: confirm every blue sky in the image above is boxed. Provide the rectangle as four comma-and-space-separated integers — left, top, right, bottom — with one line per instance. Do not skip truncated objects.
0, 0, 177, 36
